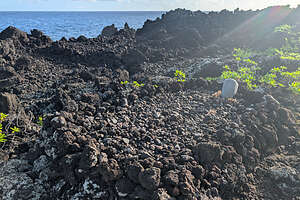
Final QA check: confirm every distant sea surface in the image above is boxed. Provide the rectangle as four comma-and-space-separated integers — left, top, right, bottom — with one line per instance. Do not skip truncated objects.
0, 11, 165, 41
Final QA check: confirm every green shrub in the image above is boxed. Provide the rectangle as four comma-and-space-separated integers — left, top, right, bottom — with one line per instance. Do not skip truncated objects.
37, 116, 43, 127
206, 24, 300, 94
0, 113, 20, 143
120, 80, 144, 88
233, 48, 255, 60
174, 70, 186, 82
120, 80, 129, 85
273, 24, 300, 60
132, 81, 144, 88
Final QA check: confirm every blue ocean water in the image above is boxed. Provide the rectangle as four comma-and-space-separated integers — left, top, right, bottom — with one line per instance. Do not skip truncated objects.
0, 11, 164, 41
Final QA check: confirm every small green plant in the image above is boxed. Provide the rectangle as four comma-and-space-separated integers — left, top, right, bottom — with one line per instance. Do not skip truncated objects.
274, 24, 293, 34
274, 49, 300, 60
0, 123, 6, 142
120, 80, 145, 89
153, 84, 159, 88
0, 113, 8, 142
0, 113, 20, 143
37, 116, 43, 127
174, 70, 186, 82
233, 48, 255, 60
10, 126, 20, 134
273, 24, 300, 60
289, 81, 300, 94
261, 66, 300, 94
218, 60, 261, 90
0, 113, 8, 121
132, 81, 144, 88
120, 80, 129, 85
259, 66, 286, 87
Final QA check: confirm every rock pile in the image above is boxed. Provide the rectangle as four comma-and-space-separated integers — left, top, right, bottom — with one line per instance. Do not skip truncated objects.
0, 6, 300, 200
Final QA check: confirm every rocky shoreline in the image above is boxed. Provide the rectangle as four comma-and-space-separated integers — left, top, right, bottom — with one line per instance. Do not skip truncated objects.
0, 6, 300, 200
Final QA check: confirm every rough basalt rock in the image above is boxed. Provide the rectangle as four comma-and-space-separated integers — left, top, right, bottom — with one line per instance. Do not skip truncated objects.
0, 6, 300, 200
139, 167, 161, 190
99, 158, 123, 182
0, 93, 19, 114
0, 26, 29, 43
101, 24, 118, 37
193, 142, 223, 165
0, 39, 16, 58
122, 48, 148, 74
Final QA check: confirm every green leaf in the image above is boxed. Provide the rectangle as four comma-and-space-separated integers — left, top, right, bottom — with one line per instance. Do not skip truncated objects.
0, 113, 8, 121
0, 133, 6, 143
10, 126, 20, 134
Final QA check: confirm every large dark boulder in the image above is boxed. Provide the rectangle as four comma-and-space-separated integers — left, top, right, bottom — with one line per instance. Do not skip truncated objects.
101, 24, 118, 37
0, 26, 29, 43
122, 49, 148, 74
0, 93, 19, 114
29, 29, 52, 46
30, 29, 43, 38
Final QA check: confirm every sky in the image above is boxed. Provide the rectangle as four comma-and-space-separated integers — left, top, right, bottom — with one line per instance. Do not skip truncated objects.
0, 0, 299, 11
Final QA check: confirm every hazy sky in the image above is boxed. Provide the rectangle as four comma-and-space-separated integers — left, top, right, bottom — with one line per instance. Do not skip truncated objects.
0, 0, 299, 11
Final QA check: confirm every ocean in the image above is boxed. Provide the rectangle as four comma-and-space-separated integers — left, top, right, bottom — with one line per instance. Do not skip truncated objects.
0, 11, 165, 41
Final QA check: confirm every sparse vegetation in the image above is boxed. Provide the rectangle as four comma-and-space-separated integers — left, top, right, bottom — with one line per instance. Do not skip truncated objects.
174, 69, 186, 82
37, 116, 43, 127
0, 113, 20, 143
120, 80, 129, 85
206, 25, 300, 94
132, 81, 145, 88
120, 80, 145, 88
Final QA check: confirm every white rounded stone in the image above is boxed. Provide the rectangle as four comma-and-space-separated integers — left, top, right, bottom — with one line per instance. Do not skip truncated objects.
221, 78, 239, 98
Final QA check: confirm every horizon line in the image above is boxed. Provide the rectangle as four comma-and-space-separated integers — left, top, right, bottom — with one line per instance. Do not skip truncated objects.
0, 5, 299, 13
0, 10, 167, 12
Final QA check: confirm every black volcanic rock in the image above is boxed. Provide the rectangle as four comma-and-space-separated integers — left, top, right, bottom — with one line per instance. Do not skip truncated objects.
1, 5, 300, 200
0, 26, 28, 42
29, 29, 52, 45
30, 29, 44, 38
101, 24, 118, 37
138, 167, 161, 190
122, 48, 148, 74
136, 6, 300, 51
0, 93, 19, 114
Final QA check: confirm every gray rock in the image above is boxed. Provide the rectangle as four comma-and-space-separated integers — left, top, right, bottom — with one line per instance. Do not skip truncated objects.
120, 98, 128, 107
152, 188, 175, 200
138, 167, 161, 190
0, 159, 46, 200
115, 178, 135, 197
71, 179, 106, 200
127, 162, 144, 183
270, 165, 299, 183
0, 39, 15, 58
0, 93, 19, 113
163, 170, 179, 186
33, 155, 50, 173
264, 94, 280, 110
50, 116, 67, 129
0, 26, 29, 42
122, 138, 130, 145
221, 79, 238, 98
